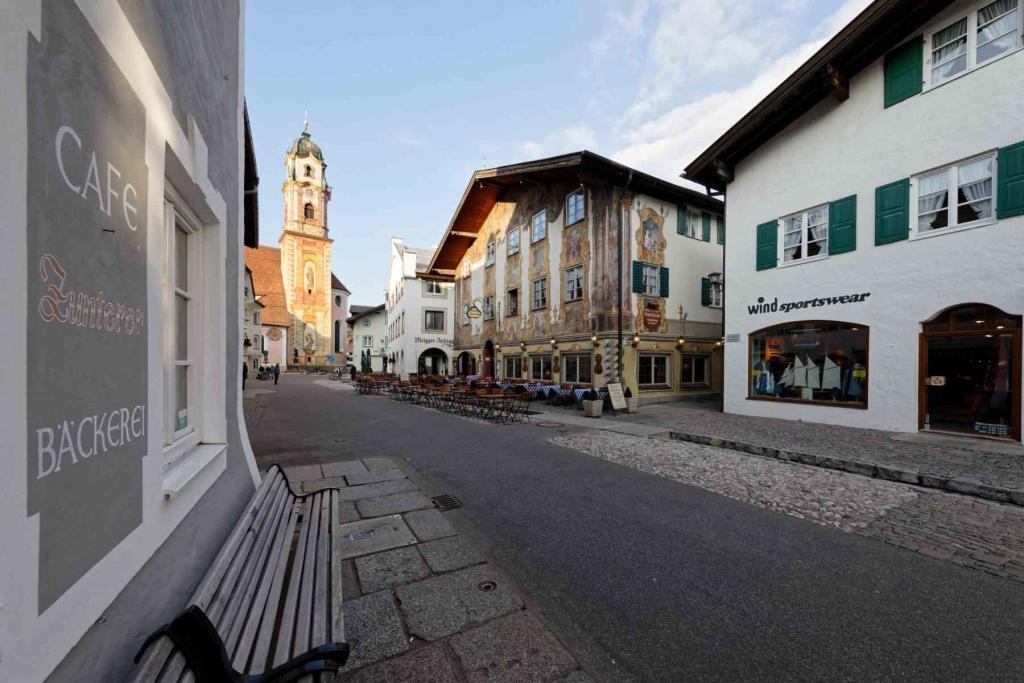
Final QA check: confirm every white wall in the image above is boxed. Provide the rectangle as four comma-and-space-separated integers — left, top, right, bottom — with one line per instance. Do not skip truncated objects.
387, 238, 453, 376
723, 0, 1024, 434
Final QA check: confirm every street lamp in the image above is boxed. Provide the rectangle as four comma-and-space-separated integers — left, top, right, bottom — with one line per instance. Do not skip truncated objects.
550, 337, 558, 349
631, 333, 641, 347
590, 333, 598, 345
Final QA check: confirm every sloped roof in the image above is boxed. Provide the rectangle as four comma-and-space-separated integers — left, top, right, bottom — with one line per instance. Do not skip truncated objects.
331, 273, 350, 293
244, 246, 290, 327
347, 304, 384, 324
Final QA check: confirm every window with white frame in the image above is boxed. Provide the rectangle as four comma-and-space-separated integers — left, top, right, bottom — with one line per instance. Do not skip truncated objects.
462, 260, 470, 277
483, 295, 495, 320
507, 288, 519, 316
642, 264, 660, 296
165, 201, 201, 446
530, 354, 552, 381
915, 153, 995, 234
781, 205, 828, 263
685, 209, 701, 238
424, 309, 445, 332
505, 355, 523, 378
564, 266, 583, 302
362, 335, 373, 347
681, 355, 710, 386
566, 190, 585, 225
486, 240, 495, 266
507, 226, 520, 255
532, 278, 547, 310
562, 353, 592, 384
709, 277, 723, 307
425, 280, 443, 295
928, 0, 1021, 87
638, 353, 669, 388
531, 210, 547, 243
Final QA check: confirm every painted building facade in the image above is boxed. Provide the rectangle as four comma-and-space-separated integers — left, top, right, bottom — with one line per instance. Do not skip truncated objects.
387, 237, 454, 377
0, 1, 260, 680
332, 273, 351, 364
348, 304, 389, 372
685, 0, 1024, 440
424, 152, 725, 400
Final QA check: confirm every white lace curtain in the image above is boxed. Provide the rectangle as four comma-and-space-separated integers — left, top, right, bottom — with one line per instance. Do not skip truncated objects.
959, 157, 993, 203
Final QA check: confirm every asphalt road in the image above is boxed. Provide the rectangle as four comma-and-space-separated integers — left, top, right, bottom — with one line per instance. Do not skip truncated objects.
247, 376, 1024, 681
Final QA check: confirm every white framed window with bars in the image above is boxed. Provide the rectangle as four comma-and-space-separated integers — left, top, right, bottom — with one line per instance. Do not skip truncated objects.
531, 210, 547, 243
532, 278, 547, 310
507, 226, 520, 255
780, 204, 828, 265
926, 0, 1022, 88
912, 152, 996, 237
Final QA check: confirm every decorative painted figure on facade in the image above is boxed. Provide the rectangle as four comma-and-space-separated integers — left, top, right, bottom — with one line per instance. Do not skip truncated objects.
303, 321, 316, 352
635, 207, 667, 264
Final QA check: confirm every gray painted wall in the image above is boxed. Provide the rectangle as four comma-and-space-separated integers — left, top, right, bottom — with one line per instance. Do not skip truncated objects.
47, 1, 254, 680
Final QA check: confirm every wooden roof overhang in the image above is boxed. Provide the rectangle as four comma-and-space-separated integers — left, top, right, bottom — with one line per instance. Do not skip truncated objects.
683, 0, 954, 190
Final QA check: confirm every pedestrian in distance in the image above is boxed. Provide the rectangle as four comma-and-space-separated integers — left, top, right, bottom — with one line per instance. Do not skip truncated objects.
273, 363, 280, 385
242, 362, 248, 391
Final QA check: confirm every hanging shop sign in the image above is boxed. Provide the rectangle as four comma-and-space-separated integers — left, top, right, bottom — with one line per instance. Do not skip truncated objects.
466, 304, 482, 319
746, 292, 871, 316
642, 298, 662, 332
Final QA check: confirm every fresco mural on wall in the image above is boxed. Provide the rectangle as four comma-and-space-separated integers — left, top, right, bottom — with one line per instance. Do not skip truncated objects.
635, 207, 667, 264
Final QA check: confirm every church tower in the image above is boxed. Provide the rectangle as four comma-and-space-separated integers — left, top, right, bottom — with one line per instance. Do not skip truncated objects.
280, 121, 333, 365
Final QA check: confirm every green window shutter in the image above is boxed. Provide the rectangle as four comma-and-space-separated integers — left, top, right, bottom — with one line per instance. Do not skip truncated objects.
997, 140, 1024, 219
875, 179, 910, 245
884, 37, 923, 108
677, 205, 686, 234
700, 277, 711, 306
756, 220, 777, 271
701, 212, 711, 241
828, 195, 857, 255
632, 260, 644, 293
716, 216, 725, 244
659, 267, 669, 297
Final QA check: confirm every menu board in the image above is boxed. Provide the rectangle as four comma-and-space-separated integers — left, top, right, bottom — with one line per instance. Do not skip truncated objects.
606, 382, 627, 411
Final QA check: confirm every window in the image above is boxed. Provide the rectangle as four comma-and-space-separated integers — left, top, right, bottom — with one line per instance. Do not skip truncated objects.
564, 266, 584, 302
304, 203, 315, 219
749, 322, 868, 406
362, 319, 370, 327
703, 275, 723, 308
530, 354, 552, 381
304, 165, 313, 177
781, 204, 828, 263
335, 295, 341, 306
531, 210, 547, 243
483, 295, 494, 320
506, 288, 519, 317
531, 278, 547, 310
254, 311, 261, 326
424, 309, 445, 332
504, 355, 523, 379
462, 302, 470, 326
486, 240, 495, 267
716, 215, 725, 244
638, 353, 669, 388
681, 355, 710, 386
362, 335, 373, 347
562, 353, 592, 384
683, 209, 701, 238
914, 153, 995, 235
165, 203, 201, 445
334, 321, 341, 352
507, 226, 520, 255
928, 0, 1021, 87
566, 190, 585, 225
425, 280, 443, 295
642, 264, 660, 296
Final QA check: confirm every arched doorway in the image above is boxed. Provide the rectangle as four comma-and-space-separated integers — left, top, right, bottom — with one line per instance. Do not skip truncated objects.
482, 341, 495, 378
456, 351, 476, 376
921, 303, 1021, 441
418, 348, 449, 376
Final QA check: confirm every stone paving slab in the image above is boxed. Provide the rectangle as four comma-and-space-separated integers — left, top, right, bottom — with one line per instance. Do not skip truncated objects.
395, 564, 524, 641
336, 515, 418, 560
341, 591, 409, 672
364, 456, 399, 472
404, 508, 457, 542
450, 611, 577, 683
313, 477, 418, 500
346, 642, 462, 683
355, 546, 431, 593
346, 469, 407, 486
356, 491, 433, 518
338, 500, 360, 523
322, 460, 369, 478
418, 535, 486, 574
281, 464, 322, 482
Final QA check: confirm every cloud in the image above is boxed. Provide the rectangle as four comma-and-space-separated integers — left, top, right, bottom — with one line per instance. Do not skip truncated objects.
612, 0, 872, 184
518, 124, 599, 160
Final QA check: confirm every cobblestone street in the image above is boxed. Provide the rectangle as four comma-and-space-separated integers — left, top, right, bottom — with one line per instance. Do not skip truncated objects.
552, 432, 1024, 584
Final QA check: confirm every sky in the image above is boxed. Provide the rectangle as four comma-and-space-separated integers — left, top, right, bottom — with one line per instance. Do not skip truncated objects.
245, 0, 871, 306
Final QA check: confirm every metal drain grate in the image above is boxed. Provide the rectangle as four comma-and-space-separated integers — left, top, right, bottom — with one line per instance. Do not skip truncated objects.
431, 494, 463, 512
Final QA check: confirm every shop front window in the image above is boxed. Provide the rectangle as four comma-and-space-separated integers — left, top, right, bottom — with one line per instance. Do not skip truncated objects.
562, 353, 592, 384
749, 321, 868, 406
530, 354, 552, 381
638, 353, 669, 389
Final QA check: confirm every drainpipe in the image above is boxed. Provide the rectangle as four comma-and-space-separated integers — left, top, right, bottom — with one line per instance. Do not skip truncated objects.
718, 183, 727, 412
618, 170, 634, 384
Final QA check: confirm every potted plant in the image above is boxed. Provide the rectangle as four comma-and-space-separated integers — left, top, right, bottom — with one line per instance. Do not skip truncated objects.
624, 386, 639, 413
582, 387, 603, 418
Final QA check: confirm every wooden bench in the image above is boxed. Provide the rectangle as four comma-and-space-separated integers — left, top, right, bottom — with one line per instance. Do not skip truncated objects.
130, 465, 348, 682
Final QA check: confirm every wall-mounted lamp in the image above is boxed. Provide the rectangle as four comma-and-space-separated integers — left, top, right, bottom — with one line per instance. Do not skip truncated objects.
676, 336, 686, 348
631, 333, 641, 347
495, 343, 502, 352
590, 333, 598, 344
550, 338, 558, 349
520, 340, 526, 351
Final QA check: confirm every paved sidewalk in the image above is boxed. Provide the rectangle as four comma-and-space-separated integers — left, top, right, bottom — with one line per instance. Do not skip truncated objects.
537, 402, 1024, 506
277, 457, 592, 682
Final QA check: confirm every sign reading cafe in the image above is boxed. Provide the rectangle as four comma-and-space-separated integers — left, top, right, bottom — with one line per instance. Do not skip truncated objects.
27, 3, 149, 612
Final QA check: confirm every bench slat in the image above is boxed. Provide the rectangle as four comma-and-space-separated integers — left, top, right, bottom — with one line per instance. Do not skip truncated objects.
272, 495, 315, 667
329, 489, 345, 644
292, 493, 322, 658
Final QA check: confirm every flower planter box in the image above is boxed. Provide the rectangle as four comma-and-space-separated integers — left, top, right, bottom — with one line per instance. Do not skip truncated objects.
582, 399, 603, 418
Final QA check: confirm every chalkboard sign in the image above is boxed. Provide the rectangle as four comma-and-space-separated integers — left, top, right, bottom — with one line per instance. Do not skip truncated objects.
606, 382, 627, 411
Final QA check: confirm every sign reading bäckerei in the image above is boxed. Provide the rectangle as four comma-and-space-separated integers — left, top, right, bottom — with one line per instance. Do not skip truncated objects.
747, 292, 871, 315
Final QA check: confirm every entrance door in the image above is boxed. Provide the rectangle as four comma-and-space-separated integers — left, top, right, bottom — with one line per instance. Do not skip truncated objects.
483, 341, 495, 378
920, 304, 1021, 440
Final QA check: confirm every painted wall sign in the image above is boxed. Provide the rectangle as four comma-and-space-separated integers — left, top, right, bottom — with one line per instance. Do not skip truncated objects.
746, 292, 871, 315
27, 1, 148, 613
413, 336, 454, 347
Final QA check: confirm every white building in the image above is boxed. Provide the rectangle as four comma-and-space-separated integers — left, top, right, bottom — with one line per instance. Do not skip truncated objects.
348, 304, 389, 372
685, 0, 1023, 441
387, 238, 454, 376
243, 266, 265, 369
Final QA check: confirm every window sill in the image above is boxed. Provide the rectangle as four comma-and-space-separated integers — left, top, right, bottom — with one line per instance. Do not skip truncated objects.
508, 250, 520, 257
564, 297, 583, 305
565, 218, 585, 228
163, 443, 226, 499
639, 384, 671, 392
778, 254, 829, 269
746, 395, 867, 410
910, 217, 996, 241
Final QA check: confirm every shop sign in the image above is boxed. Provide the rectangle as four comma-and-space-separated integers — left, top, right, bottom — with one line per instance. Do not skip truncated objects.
746, 292, 871, 316
642, 299, 662, 331
414, 336, 454, 347
27, 1, 148, 612
466, 304, 482, 319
